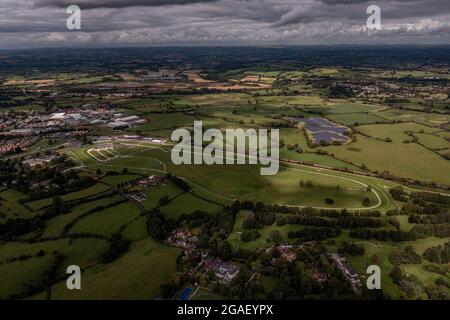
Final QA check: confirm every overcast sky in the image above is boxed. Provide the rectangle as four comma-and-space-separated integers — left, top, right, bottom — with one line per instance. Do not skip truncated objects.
0, 0, 449, 48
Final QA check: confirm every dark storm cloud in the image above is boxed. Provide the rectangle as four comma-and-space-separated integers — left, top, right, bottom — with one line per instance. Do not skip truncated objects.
0, 0, 448, 48
35, 0, 218, 9
273, 0, 450, 27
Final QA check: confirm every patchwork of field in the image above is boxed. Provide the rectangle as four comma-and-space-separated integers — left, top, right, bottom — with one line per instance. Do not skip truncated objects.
68, 201, 141, 237
43, 195, 125, 238
324, 134, 450, 185
377, 109, 450, 127
25, 183, 112, 211
414, 133, 450, 150
356, 122, 438, 142
325, 103, 385, 114
327, 112, 390, 126
2, 59, 449, 301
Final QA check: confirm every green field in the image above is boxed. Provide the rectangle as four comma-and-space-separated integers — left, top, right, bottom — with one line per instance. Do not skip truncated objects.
121, 217, 148, 242
377, 109, 450, 127
327, 113, 390, 126
415, 133, 450, 150
72, 143, 396, 211
48, 238, 181, 299
0, 189, 34, 223
356, 122, 438, 143
324, 134, 450, 185
0, 237, 109, 298
0, 255, 55, 299
325, 103, 384, 114
140, 183, 184, 211
43, 195, 125, 238
159, 192, 223, 219
69, 201, 141, 237
26, 183, 111, 211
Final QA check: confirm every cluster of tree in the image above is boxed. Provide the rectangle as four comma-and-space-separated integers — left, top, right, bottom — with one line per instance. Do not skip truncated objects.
388, 217, 400, 230
276, 214, 382, 229
0, 216, 44, 240
349, 228, 422, 242
389, 266, 424, 299
410, 192, 450, 206
423, 241, 450, 264
210, 240, 233, 261
299, 179, 314, 188
4, 251, 65, 300
2, 155, 80, 194
146, 211, 175, 240
101, 234, 131, 263
239, 200, 265, 211
217, 244, 356, 300
425, 282, 450, 300
431, 224, 450, 237
408, 213, 450, 224
44, 196, 70, 219
0, 159, 18, 184
388, 246, 422, 265
351, 224, 450, 242
240, 230, 261, 242
243, 211, 275, 230
178, 210, 212, 229
424, 264, 450, 276
384, 97, 410, 103
158, 195, 170, 206
402, 200, 443, 215
389, 186, 408, 202
20, 172, 95, 202
386, 209, 400, 216
287, 227, 340, 241
362, 197, 371, 207
328, 85, 354, 99
287, 144, 303, 153
338, 241, 365, 256
168, 174, 191, 192
3, 253, 33, 264
182, 205, 238, 252
250, 203, 381, 218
